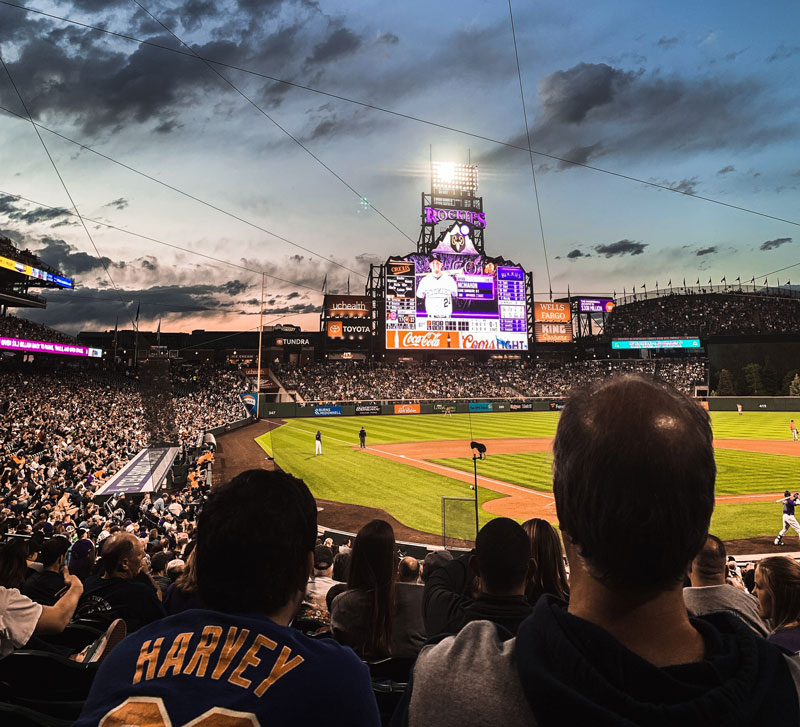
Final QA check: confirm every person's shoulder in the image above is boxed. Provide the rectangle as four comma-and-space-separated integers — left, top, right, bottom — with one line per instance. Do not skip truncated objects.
410, 621, 533, 723
416, 621, 512, 679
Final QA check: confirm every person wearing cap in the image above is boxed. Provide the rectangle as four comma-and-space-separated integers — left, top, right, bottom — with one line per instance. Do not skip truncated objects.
775, 490, 800, 545
21, 536, 70, 606
300, 544, 337, 623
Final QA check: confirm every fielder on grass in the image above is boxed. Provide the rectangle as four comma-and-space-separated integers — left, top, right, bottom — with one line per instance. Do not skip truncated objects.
775, 490, 800, 545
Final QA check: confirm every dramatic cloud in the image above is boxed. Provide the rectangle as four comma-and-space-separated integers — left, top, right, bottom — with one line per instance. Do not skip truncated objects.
767, 44, 800, 62
760, 237, 792, 251
717, 165, 735, 175
566, 249, 587, 259
665, 177, 699, 195
696, 246, 718, 256
376, 32, 400, 45
482, 61, 794, 169
20, 278, 272, 334
537, 63, 638, 124
595, 239, 648, 257
33, 237, 111, 275
305, 27, 362, 66
0, 195, 71, 225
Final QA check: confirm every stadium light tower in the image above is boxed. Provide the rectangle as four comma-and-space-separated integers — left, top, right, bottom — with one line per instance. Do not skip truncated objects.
431, 161, 479, 197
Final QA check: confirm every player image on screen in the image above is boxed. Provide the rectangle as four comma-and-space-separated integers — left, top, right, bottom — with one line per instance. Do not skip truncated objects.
384, 249, 528, 350
416, 254, 458, 318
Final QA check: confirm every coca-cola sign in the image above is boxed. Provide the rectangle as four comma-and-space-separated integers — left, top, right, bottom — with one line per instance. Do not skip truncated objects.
403, 332, 445, 348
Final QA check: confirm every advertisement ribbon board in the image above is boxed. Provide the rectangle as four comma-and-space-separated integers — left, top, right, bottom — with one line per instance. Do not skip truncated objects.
394, 403, 421, 414
314, 405, 343, 417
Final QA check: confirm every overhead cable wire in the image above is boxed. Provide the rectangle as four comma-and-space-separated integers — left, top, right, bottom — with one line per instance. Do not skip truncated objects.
0, 105, 366, 279
0, 189, 328, 294
1, 0, 797, 227
129, 0, 414, 246
0, 53, 146, 342
507, 0, 551, 298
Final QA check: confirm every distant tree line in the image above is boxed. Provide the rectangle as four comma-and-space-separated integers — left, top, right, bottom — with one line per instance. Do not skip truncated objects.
713, 359, 800, 396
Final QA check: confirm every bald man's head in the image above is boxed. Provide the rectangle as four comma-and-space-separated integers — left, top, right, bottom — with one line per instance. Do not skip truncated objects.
102, 532, 145, 578
553, 375, 715, 590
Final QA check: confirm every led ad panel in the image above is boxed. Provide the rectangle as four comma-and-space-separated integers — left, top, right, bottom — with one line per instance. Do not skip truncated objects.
0, 254, 73, 289
0, 336, 102, 357
578, 298, 615, 314
612, 338, 701, 350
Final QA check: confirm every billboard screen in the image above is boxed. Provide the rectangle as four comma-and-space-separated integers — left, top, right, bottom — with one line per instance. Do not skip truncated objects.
324, 295, 371, 318
384, 243, 528, 351
578, 297, 615, 314
0, 254, 73, 289
0, 336, 102, 357
533, 302, 573, 343
326, 318, 371, 347
612, 338, 701, 350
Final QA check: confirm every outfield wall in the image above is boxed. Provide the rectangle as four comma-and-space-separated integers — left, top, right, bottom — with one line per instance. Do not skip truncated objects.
256, 396, 561, 418
708, 397, 800, 412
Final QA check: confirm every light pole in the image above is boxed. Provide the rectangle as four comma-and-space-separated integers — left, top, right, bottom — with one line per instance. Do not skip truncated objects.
470, 441, 486, 540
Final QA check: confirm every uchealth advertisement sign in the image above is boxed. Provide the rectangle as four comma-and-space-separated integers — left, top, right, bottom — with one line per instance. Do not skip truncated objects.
394, 403, 421, 414
239, 392, 257, 415
355, 403, 381, 415
386, 330, 527, 350
324, 295, 372, 318
432, 401, 457, 413
533, 302, 573, 343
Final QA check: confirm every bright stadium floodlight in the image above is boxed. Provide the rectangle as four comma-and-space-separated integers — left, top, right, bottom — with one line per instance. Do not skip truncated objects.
432, 161, 479, 195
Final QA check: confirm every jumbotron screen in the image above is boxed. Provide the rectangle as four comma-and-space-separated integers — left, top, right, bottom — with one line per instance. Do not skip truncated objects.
385, 250, 528, 350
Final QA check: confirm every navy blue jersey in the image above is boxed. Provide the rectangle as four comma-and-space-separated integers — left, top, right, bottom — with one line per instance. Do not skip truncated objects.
75, 609, 379, 727
784, 498, 797, 516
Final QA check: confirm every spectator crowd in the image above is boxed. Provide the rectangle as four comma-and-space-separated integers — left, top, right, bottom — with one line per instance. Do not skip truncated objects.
607, 292, 800, 338
0, 311, 77, 346
1, 375, 797, 725
274, 358, 707, 402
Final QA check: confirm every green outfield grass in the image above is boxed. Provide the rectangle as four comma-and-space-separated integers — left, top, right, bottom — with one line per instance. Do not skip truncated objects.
256, 410, 800, 541
432, 448, 798, 496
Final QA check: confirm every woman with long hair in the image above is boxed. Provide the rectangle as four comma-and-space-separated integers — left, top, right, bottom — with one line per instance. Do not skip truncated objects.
754, 556, 800, 653
331, 519, 425, 659
521, 518, 569, 604
163, 542, 203, 615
